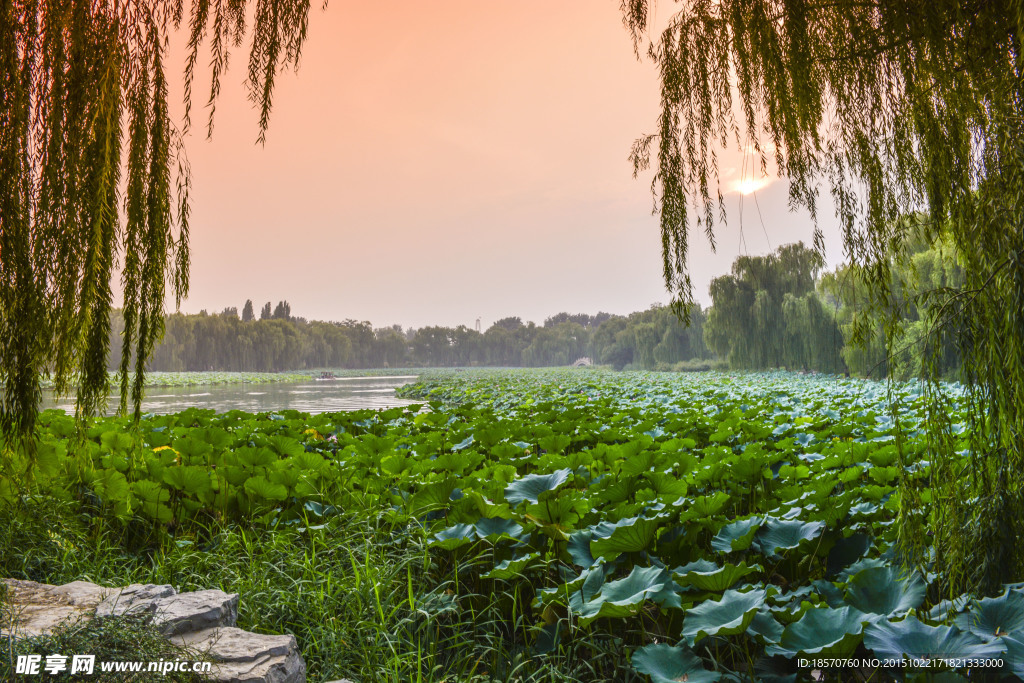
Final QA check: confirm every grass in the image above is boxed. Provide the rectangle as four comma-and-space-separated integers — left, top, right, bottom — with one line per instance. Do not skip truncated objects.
3, 615, 210, 682
0, 497, 637, 683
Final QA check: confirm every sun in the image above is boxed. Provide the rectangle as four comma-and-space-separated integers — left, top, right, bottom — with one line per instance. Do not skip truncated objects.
736, 177, 770, 195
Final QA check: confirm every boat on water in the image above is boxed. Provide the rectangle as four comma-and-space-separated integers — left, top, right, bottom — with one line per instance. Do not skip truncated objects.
313, 371, 337, 381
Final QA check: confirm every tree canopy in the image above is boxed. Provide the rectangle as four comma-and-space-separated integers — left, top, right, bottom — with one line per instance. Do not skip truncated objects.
0, 0, 315, 436
624, 0, 1024, 592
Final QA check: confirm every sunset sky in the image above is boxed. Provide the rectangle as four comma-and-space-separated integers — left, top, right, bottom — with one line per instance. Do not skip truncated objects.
169, 0, 843, 330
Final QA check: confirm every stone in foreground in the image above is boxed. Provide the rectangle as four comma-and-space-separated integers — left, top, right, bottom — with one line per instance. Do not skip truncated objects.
150, 589, 240, 636
2, 577, 305, 683
173, 627, 306, 683
94, 583, 177, 618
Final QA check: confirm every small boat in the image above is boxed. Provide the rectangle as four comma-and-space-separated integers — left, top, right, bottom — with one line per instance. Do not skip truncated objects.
313, 371, 337, 381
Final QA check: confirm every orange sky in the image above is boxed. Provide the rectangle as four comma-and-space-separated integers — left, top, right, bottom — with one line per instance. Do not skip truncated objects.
168, 0, 841, 329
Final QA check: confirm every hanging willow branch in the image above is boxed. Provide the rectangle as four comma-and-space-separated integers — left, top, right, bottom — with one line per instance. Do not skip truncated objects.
624, 0, 1024, 593
0, 0, 316, 438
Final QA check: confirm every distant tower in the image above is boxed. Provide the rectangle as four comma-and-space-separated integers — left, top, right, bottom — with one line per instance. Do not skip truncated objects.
475, 317, 481, 332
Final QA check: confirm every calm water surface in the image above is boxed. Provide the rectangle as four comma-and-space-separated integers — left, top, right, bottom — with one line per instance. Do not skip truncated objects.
42, 375, 423, 415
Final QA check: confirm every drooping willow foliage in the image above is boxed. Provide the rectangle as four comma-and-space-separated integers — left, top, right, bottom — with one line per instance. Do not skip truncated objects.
623, 0, 1024, 593
0, 0, 315, 439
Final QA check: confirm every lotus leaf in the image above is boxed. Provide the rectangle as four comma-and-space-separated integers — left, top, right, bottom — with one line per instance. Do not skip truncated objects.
1001, 635, 1024, 679
674, 560, 761, 592
631, 643, 721, 683
765, 606, 872, 658
577, 565, 667, 626
474, 517, 523, 540
954, 589, 1024, 641
482, 552, 539, 580
711, 517, 762, 552
681, 589, 765, 645
844, 565, 925, 616
567, 529, 596, 567
755, 518, 825, 557
504, 468, 572, 506
590, 515, 662, 558
863, 616, 1007, 662
244, 476, 288, 502
747, 608, 784, 645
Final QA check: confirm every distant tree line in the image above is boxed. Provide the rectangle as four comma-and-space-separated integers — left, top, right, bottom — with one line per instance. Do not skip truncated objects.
107, 241, 957, 376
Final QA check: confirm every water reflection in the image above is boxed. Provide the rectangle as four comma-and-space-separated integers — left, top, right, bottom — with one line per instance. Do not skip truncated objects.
41, 375, 422, 415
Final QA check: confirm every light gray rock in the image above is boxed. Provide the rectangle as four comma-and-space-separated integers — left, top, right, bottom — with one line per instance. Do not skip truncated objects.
173, 627, 305, 683
1, 578, 107, 639
95, 583, 177, 618
48, 580, 111, 607
3, 578, 304, 683
150, 589, 239, 636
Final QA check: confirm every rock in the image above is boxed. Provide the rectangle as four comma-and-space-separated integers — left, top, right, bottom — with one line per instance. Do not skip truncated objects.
173, 627, 306, 683
48, 580, 112, 607
1, 578, 109, 639
150, 589, 239, 636
3, 578, 304, 683
95, 583, 177, 618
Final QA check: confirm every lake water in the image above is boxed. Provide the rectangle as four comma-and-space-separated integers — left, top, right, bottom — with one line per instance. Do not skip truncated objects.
41, 375, 423, 415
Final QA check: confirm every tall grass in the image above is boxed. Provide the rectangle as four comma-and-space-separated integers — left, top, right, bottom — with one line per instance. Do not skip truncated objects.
0, 498, 636, 682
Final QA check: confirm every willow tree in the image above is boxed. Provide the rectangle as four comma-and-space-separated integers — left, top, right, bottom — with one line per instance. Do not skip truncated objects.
623, 0, 1024, 593
0, 0, 315, 439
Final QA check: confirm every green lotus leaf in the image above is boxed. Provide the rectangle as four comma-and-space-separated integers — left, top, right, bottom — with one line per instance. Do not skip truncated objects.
955, 589, 1024, 641
620, 449, 659, 477
711, 517, 762, 552
765, 606, 871, 658
504, 468, 571, 507
490, 442, 523, 459
235, 446, 277, 469
925, 595, 971, 623
130, 480, 172, 523
863, 616, 1007, 661
451, 435, 475, 451
409, 479, 457, 516
844, 565, 926, 617
474, 517, 523, 540
269, 466, 301, 490
294, 451, 327, 475
567, 530, 596, 567
172, 435, 213, 462
101, 430, 134, 453
482, 552, 539, 580
577, 565, 667, 626
681, 491, 732, 521
644, 472, 689, 498
681, 589, 765, 645
379, 453, 407, 475
243, 475, 288, 502
538, 434, 571, 453
1001, 635, 1024, 679
837, 556, 887, 581
755, 518, 825, 557
198, 426, 233, 449
631, 643, 721, 683
162, 465, 212, 494
90, 469, 129, 503
649, 578, 686, 610
674, 560, 761, 592
430, 523, 477, 550
747, 608, 785, 645
590, 515, 662, 559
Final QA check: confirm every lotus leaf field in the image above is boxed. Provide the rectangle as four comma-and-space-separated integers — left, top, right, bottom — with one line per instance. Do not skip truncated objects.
8, 369, 1024, 681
